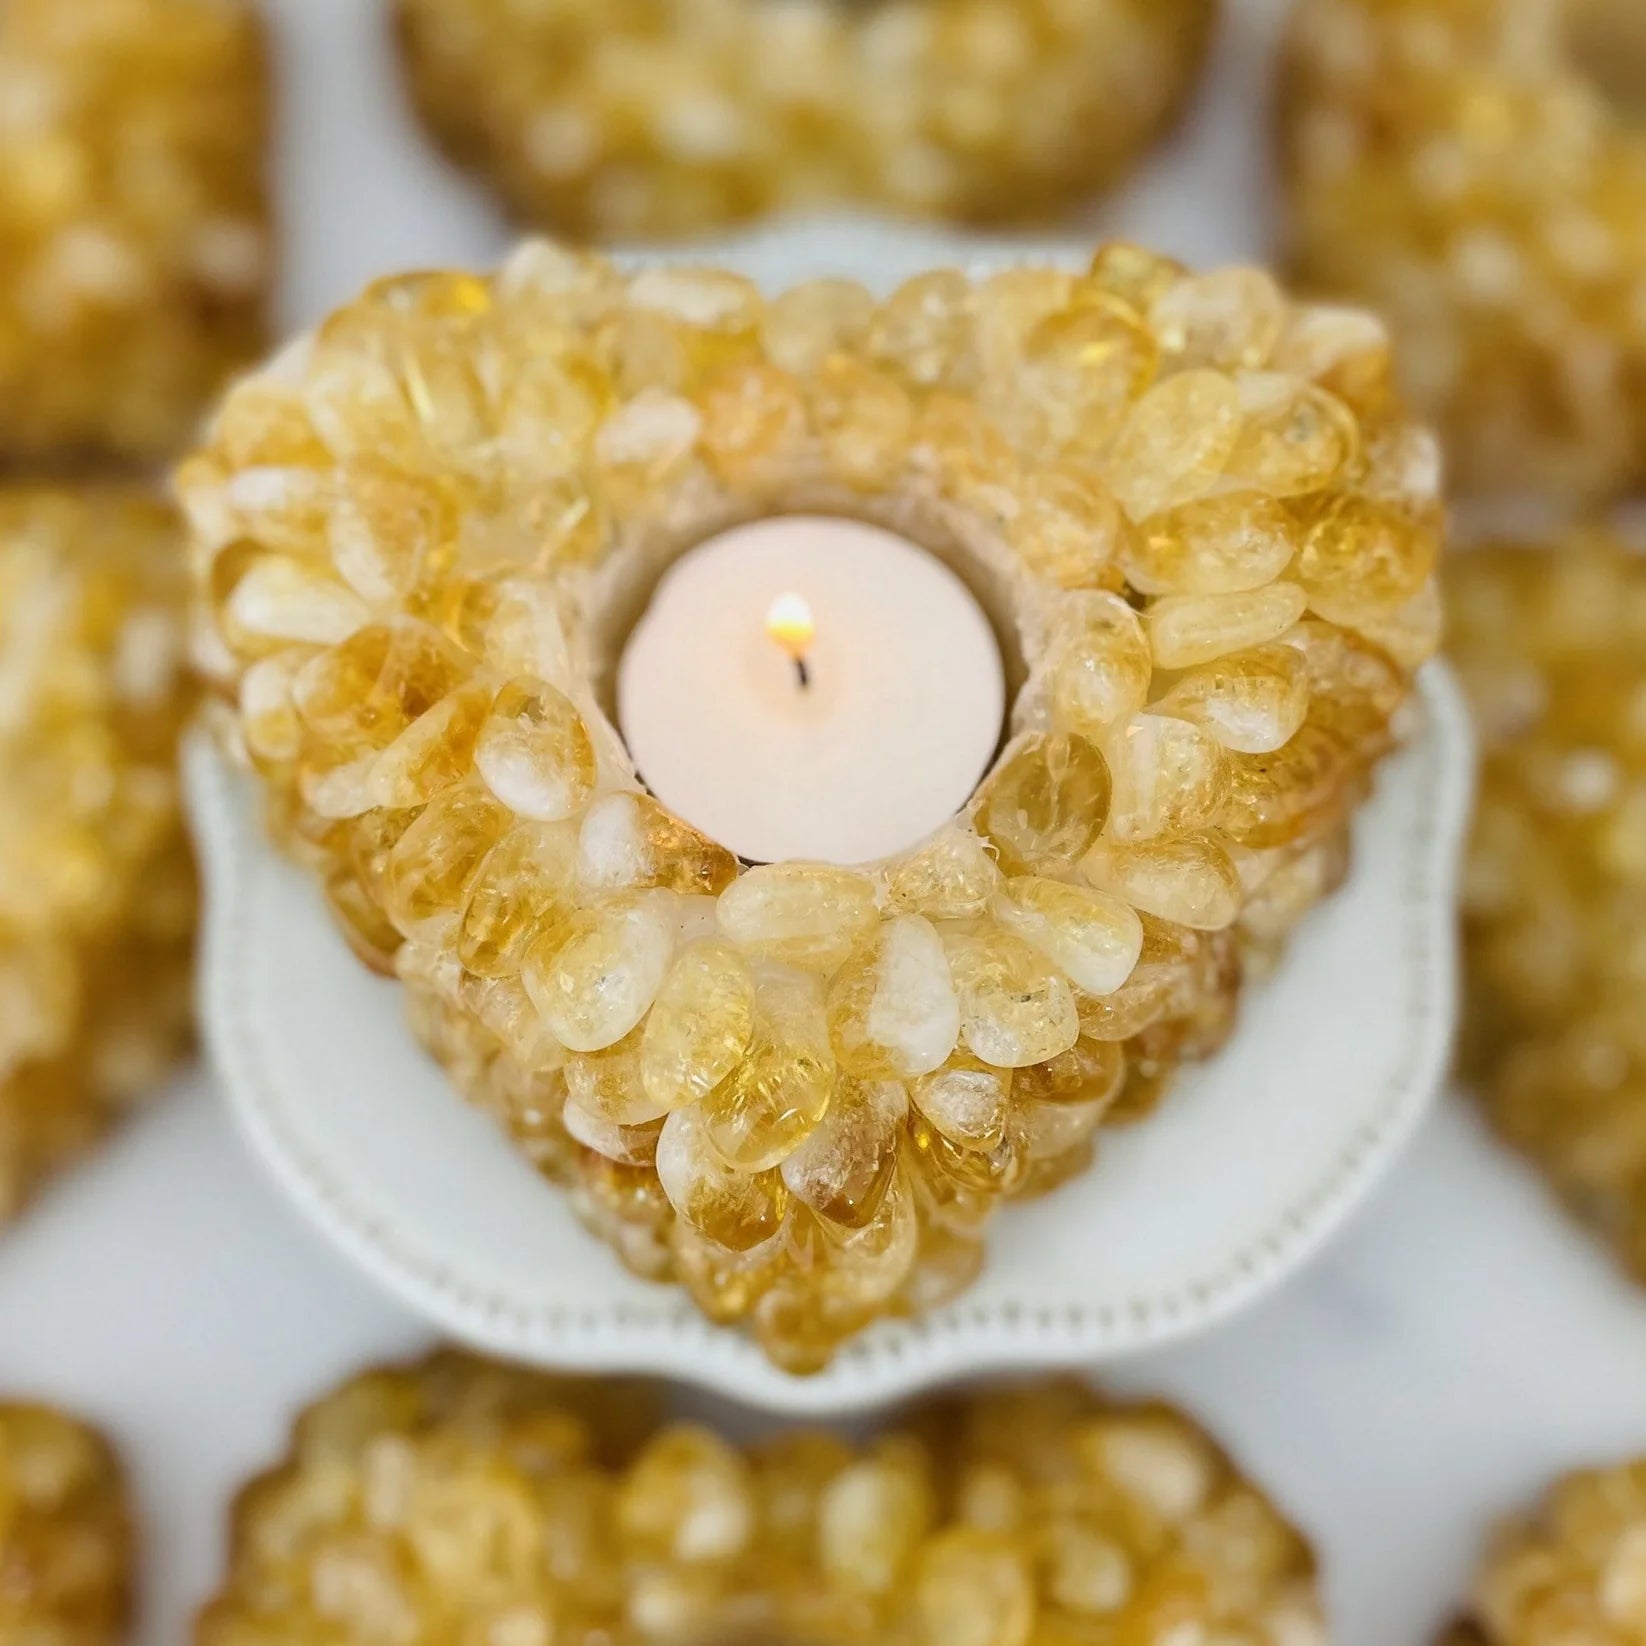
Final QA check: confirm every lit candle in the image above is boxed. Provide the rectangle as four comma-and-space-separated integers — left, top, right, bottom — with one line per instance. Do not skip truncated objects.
616, 516, 1007, 866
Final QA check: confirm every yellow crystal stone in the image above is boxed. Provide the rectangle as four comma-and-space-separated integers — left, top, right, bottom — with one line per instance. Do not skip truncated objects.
655, 1102, 787, 1252
1145, 583, 1311, 671
456, 821, 577, 979
992, 877, 1144, 1001
183, 242, 1439, 1368
1130, 491, 1299, 598
1450, 530, 1646, 1285
1103, 369, 1244, 520
522, 893, 677, 1054
781, 1076, 907, 1232
827, 915, 961, 1081
1084, 835, 1244, 933
0, 488, 195, 1224
0, 0, 270, 464
909, 1048, 1013, 1155
475, 677, 598, 821
641, 939, 755, 1114
196, 1358, 1326, 1646
698, 967, 835, 1173
1103, 713, 1230, 843
1159, 643, 1311, 756
1044, 590, 1154, 738
975, 733, 1113, 877
717, 863, 880, 973
946, 927, 1080, 1071
0, 1405, 132, 1646
394, 0, 1217, 239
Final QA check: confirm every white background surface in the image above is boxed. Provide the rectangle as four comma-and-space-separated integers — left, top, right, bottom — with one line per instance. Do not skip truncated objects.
4, 2, 1645, 1643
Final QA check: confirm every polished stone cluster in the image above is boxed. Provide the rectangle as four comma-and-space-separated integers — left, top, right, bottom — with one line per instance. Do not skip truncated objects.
196, 1354, 1326, 1646
1450, 531, 1646, 1283
1282, 0, 1646, 501
0, 0, 270, 464
181, 241, 1441, 1369
0, 1404, 132, 1646
394, 0, 1217, 238
1442, 1456, 1646, 1644
0, 489, 196, 1224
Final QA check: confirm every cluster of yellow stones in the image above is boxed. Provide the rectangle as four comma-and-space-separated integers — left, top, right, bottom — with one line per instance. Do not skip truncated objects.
0, 489, 197, 1224
196, 1353, 1326, 1646
181, 239, 1442, 1370
1442, 1457, 1646, 1645
0, 1404, 133, 1646
0, 0, 271, 464
1449, 530, 1646, 1283
1281, 0, 1646, 501
394, 0, 1217, 239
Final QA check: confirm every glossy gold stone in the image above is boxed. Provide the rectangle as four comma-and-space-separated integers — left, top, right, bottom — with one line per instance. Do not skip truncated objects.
0, 489, 195, 1224
1443, 1455, 1646, 1645
394, 0, 1217, 239
1451, 530, 1646, 1286
1282, 0, 1646, 501
0, 1404, 132, 1646
184, 242, 1437, 1368
0, 0, 270, 463
197, 1356, 1325, 1646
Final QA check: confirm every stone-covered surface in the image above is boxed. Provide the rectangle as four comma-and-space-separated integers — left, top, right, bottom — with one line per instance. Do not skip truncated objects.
394, 0, 1217, 239
0, 488, 196, 1225
181, 241, 1441, 1367
1450, 531, 1646, 1285
0, 0, 270, 464
1282, 0, 1646, 501
198, 1355, 1325, 1646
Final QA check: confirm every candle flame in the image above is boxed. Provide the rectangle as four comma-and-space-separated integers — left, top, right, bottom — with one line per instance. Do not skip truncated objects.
765, 592, 815, 661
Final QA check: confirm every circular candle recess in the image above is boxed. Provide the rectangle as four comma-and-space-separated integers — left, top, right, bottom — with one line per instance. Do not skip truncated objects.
618, 517, 1007, 866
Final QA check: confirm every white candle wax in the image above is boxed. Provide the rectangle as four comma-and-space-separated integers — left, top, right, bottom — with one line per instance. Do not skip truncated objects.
616, 516, 1007, 866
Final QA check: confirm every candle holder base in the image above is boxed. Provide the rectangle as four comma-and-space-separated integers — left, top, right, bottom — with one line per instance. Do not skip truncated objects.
183, 663, 1473, 1415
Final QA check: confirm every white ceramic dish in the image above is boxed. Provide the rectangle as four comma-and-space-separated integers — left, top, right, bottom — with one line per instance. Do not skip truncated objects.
185, 654, 1473, 1413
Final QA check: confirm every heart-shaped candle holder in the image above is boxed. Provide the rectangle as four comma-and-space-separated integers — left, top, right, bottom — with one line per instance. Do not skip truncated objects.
182, 222, 1474, 1406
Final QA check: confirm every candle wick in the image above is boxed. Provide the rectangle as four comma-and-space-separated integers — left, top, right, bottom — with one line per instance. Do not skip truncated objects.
794, 655, 811, 691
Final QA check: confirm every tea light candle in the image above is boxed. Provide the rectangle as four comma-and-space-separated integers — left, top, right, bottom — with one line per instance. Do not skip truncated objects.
617, 516, 1007, 865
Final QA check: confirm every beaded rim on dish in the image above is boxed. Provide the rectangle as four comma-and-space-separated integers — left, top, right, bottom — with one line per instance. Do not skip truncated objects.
1281, 0, 1646, 502
393, 0, 1219, 239
180, 234, 1447, 1372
